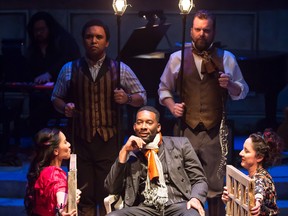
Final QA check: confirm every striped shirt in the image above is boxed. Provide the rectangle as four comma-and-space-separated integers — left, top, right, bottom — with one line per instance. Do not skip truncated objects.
51, 57, 147, 103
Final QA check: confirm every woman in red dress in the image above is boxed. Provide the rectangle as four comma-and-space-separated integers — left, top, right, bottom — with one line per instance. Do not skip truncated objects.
24, 128, 80, 216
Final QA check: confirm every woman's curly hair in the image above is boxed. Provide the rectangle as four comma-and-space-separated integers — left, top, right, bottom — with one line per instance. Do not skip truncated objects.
24, 128, 61, 216
250, 128, 283, 168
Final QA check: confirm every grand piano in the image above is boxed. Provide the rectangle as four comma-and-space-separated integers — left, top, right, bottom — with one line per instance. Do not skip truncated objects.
121, 23, 287, 133
120, 23, 173, 98
120, 23, 177, 134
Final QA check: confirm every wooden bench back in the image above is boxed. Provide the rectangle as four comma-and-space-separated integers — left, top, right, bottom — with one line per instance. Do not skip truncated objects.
226, 165, 255, 216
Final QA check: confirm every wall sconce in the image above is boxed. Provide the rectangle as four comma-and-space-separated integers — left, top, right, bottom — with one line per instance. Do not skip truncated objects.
178, 0, 193, 14
112, 0, 128, 16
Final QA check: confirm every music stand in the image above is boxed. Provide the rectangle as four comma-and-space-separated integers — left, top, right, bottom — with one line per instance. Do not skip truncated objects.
119, 23, 171, 59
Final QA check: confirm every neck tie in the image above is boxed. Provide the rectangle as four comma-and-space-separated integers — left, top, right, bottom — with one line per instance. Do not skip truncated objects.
192, 45, 218, 74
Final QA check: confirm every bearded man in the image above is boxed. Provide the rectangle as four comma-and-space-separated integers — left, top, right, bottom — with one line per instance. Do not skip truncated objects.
158, 10, 249, 216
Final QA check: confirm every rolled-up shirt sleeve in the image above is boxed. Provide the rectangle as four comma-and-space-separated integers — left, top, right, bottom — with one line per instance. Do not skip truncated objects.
158, 51, 181, 105
51, 62, 72, 102
120, 62, 147, 104
223, 51, 249, 100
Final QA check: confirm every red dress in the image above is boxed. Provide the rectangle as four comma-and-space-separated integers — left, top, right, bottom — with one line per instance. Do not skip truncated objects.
33, 166, 67, 216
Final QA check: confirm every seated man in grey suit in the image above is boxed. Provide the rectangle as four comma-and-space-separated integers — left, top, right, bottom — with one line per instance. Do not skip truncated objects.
104, 106, 208, 216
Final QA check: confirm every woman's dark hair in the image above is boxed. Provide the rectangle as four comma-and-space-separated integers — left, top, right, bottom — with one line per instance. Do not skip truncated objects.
27, 11, 65, 46
24, 128, 61, 215
81, 19, 110, 41
250, 128, 283, 168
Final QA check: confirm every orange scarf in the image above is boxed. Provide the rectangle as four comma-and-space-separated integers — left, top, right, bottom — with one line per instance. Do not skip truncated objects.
144, 133, 162, 181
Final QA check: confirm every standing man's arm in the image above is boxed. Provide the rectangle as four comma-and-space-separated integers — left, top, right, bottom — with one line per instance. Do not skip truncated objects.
218, 72, 242, 96
158, 51, 186, 117
221, 51, 249, 100
53, 98, 75, 118
162, 98, 185, 118
116, 62, 147, 107
51, 62, 75, 117
114, 88, 145, 107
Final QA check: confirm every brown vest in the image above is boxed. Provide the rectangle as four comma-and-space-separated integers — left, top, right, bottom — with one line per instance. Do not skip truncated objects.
180, 47, 227, 130
70, 57, 118, 142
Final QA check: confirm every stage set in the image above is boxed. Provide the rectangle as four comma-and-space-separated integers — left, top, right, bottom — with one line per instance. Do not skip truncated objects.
0, 1, 288, 215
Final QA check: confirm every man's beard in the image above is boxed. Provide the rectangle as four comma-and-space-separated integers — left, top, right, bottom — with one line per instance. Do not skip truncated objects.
194, 38, 212, 51
142, 133, 157, 144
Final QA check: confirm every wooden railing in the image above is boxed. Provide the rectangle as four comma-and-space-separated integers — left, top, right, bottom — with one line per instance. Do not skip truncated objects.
226, 165, 255, 216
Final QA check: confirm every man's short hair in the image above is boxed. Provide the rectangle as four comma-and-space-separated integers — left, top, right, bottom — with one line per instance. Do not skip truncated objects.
192, 10, 216, 30
81, 19, 110, 41
137, 106, 160, 122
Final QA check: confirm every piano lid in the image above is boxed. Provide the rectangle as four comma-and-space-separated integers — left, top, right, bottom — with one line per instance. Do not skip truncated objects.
119, 23, 171, 59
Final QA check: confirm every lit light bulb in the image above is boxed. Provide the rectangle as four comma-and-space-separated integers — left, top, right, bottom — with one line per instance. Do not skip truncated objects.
116, 0, 124, 11
112, 0, 128, 16
178, 0, 193, 14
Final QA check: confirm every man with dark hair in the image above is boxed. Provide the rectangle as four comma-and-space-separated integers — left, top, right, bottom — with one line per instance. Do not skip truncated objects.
105, 106, 208, 216
26, 11, 80, 83
158, 10, 249, 215
26, 11, 81, 133
52, 19, 146, 216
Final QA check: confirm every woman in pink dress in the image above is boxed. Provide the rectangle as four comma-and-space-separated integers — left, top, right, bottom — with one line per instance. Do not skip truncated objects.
24, 128, 80, 216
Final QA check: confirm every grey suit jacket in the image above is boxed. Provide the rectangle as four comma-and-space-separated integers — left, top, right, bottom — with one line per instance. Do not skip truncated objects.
104, 136, 208, 207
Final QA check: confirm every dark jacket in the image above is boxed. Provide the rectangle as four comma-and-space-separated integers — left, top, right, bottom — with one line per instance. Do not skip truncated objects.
104, 136, 208, 207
